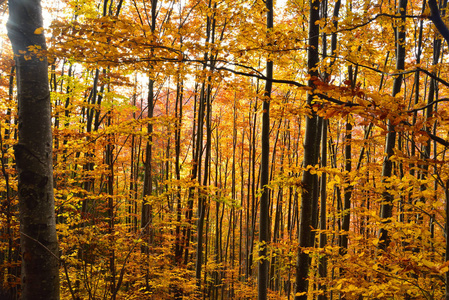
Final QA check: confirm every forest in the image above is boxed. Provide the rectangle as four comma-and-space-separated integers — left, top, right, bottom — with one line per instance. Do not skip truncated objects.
2, 0, 449, 299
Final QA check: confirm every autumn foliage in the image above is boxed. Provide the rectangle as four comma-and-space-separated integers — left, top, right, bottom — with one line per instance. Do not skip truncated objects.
2, 0, 449, 299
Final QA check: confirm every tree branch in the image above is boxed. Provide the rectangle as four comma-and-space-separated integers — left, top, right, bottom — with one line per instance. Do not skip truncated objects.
428, 0, 449, 44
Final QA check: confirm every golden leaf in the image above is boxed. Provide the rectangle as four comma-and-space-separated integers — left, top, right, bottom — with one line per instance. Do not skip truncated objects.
34, 27, 44, 34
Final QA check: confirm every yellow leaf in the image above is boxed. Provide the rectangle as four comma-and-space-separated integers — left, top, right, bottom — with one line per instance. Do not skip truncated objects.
423, 4, 431, 17
34, 27, 44, 34
335, 174, 341, 184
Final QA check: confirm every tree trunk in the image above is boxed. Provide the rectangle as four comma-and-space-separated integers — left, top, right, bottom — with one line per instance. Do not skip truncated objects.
7, 0, 60, 299
445, 180, 449, 300
141, 0, 158, 251
295, 0, 320, 298
378, 0, 407, 250
258, 0, 273, 299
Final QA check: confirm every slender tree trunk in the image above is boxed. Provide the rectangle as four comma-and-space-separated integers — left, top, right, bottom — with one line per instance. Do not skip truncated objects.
141, 0, 158, 250
7, 0, 60, 299
446, 180, 449, 300
318, 119, 328, 300
142, 77, 154, 244
196, 80, 212, 291
174, 80, 184, 266
295, 0, 320, 298
106, 112, 117, 299
1, 66, 16, 296
341, 64, 357, 252
317, 1, 339, 297
378, 0, 407, 250
258, 0, 273, 299
80, 69, 101, 219
184, 83, 202, 265
230, 94, 237, 298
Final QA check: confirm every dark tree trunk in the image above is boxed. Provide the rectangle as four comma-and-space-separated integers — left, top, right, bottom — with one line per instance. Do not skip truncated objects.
258, 0, 273, 299
378, 0, 407, 250
141, 0, 157, 261
7, 0, 60, 299
174, 80, 184, 266
341, 64, 357, 252
142, 77, 154, 243
295, 0, 320, 298
446, 180, 449, 300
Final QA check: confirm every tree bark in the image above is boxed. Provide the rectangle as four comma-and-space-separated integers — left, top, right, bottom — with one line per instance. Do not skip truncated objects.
429, 0, 449, 44
378, 0, 407, 250
446, 180, 449, 300
7, 0, 60, 299
258, 0, 273, 299
141, 0, 158, 251
295, 0, 320, 298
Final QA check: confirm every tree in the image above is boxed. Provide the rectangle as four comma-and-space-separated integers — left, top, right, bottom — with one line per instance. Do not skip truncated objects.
258, 0, 273, 299
295, 0, 321, 298
6, 0, 60, 299
378, 0, 407, 251
5, 0, 449, 299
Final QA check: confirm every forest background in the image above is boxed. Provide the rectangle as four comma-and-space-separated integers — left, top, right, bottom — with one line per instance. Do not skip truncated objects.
2, 0, 449, 299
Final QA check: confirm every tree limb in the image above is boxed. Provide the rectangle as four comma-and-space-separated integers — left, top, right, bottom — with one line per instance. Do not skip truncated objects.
428, 0, 449, 44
